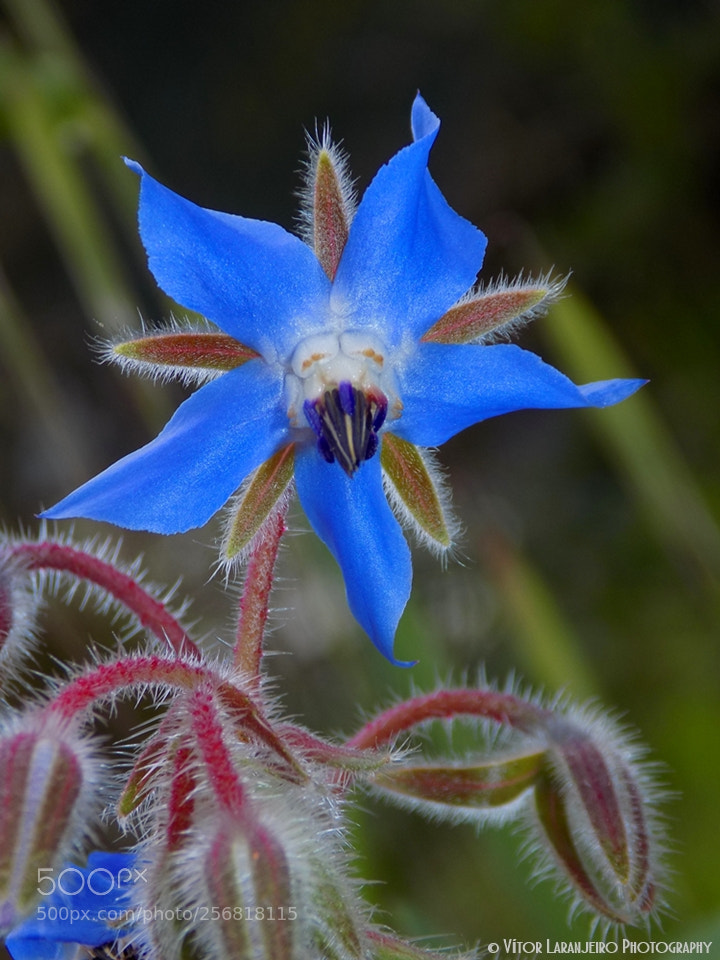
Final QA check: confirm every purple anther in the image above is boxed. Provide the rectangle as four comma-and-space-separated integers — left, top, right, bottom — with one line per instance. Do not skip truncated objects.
337, 381, 356, 417
303, 398, 324, 439
371, 394, 388, 431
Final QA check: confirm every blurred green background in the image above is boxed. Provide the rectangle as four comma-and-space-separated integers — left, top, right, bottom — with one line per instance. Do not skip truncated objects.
1, 0, 719, 952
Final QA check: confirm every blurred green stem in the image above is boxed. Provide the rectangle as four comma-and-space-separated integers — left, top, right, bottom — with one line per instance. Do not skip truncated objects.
483, 530, 599, 699
0, 267, 90, 485
0, 39, 133, 331
544, 291, 720, 590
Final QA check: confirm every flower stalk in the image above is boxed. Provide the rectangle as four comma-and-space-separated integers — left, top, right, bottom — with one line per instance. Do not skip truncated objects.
10, 539, 199, 658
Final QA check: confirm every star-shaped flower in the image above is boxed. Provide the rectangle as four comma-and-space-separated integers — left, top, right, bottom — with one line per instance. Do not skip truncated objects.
44, 94, 643, 663
4, 852, 137, 960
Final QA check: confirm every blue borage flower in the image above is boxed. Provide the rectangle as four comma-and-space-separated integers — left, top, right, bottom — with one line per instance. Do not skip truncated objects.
44, 94, 644, 663
4, 852, 137, 960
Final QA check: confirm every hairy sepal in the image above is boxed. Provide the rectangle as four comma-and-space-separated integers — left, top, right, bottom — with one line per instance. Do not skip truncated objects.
108, 329, 259, 387
380, 434, 458, 556
370, 749, 546, 826
421, 272, 568, 344
221, 444, 295, 565
298, 126, 356, 280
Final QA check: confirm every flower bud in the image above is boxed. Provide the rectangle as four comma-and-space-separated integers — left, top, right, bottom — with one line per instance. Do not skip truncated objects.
201, 818, 294, 960
0, 719, 98, 930
139, 781, 368, 960
531, 710, 666, 927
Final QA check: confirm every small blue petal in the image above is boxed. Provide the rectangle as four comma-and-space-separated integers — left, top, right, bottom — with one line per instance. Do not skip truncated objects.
125, 160, 331, 360
295, 448, 414, 664
410, 91, 440, 141
5, 853, 136, 959
42, 362, 289, 533
395, 343, 646, 447
331, 101, 487, 346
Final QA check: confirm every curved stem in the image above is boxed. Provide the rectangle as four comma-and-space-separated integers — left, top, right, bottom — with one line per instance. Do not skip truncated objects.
45, 654, 211, 718
12, 540, 200, 658
347, 688, 550, 750
234, 505, 287, 684
42, 655, 306, 780
189, 686, 246, 815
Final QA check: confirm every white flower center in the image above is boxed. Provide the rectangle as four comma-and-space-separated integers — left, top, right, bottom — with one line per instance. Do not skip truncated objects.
286, 330, 398, 425
286, 330, 400, 474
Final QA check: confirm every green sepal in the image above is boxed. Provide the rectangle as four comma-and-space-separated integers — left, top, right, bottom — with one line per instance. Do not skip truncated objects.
116, 734, 167, 819
223, 444, 295, 561
372, 748, 546, 810
309, 857, 365, 959
381, 434, 451, 551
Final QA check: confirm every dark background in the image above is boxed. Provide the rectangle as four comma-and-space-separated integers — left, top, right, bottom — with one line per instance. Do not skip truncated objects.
1, 0, 719, 951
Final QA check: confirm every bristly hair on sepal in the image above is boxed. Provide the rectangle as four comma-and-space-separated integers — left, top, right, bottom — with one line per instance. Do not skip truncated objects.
520, 698, 673, 936
217, 445, 295, 575
296, 122, 358, 266
422, 271, 570, 345
380, 437, 463, 563
96, 315, 258, 390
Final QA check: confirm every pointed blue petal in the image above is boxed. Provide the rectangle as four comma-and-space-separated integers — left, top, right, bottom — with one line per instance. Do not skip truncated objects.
331, 101, 486, 346
410, 91, 441, 140
42, 363, 289, 532
295, 447, 414, 665
395, 343, 646, 447
125, 160, 330, 360
4, 853, 136, 957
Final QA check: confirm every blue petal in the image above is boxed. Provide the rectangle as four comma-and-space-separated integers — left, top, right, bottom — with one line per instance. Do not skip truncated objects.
42, 363, 289, 532
395, 343, 646, 447
4, 937, 73, 960
410, 91, 440, 140
125, 160, 331, 360
331, 98, 487, 346
294, 447, 414, 664
5, 853, 135, 959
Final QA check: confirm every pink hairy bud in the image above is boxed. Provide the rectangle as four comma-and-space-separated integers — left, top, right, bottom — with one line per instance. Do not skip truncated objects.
200, 819, 294, 960
533, 712, 666, 926
0, 720, 96, 930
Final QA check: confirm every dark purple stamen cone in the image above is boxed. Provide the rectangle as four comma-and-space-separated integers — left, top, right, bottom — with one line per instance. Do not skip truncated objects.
304, 382, 388, 476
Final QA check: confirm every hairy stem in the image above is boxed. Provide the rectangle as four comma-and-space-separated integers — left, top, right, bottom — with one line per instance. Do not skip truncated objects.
189, 686, 246, 815
234, 506, 287, 685
347, 688, 550, 750
12, 540, 200, 658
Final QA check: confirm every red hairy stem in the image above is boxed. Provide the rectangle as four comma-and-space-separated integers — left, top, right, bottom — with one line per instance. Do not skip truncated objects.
44, 655, 212, 718
188, 686, 246, 816
277, 723, 389, 772
11, 540, 200, 659
42, 656, 305, 780
215, 683, 307, 783
234, 506, 287, 684
166, 744, 197, 850
347, 688, 550, 750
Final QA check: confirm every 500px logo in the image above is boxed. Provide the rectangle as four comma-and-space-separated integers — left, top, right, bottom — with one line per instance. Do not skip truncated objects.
36, 866, 147, 897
